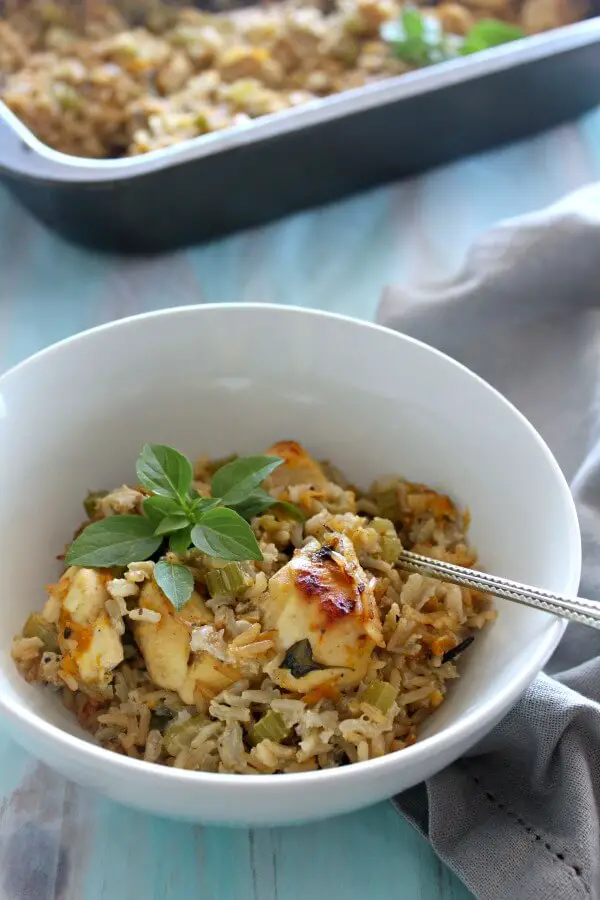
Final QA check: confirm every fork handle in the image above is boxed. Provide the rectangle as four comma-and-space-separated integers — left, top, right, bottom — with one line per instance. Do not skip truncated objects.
396, 550, 599, 630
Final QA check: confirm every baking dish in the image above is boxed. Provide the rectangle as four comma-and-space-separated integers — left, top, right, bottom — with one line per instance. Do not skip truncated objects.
1, 17, 600, 252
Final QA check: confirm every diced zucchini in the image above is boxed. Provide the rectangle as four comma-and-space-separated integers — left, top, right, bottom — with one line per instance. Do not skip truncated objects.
23, 613, 59, 653
249, 710, 290, 746
361, 680, 398, 715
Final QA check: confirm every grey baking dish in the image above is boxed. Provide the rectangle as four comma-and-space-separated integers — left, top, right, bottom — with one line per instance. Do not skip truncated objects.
1, 18, 600, 253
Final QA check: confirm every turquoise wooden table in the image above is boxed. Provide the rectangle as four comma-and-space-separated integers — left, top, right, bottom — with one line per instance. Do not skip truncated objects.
2, 108, 600, 900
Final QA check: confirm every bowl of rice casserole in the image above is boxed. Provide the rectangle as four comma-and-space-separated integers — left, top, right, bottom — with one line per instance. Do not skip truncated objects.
0, 304, 580, 825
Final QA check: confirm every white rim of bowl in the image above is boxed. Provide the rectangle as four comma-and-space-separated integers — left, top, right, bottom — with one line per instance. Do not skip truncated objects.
0, 304, 581, 790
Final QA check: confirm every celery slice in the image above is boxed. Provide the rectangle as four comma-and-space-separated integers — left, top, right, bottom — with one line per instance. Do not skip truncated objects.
249, 710, 290, 746
381, 534, 402, 564
83, 490, 108, 519
205, 562, 248, 597
361, 680, 398, 715
23, 613, 59, 653
374, 486, 400, 521
164, 714, 207, 755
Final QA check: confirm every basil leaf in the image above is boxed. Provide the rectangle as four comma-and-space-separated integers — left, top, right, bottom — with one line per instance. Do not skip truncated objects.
136, 444, 193, 500
169, 525, 192, 555
231, 489, 277, 520
143, 495, 182, 528
192, 497, 220, 520
154, 560, 194, 611
211, 456, 284, 507
382, 9, 456, 66
154, 513, 190, 536
191, 508, 263, 561
402, 7, 425, 38
276, 500, 306, 521
232, 488, 304, 522
66, 515, 161, 567
460, 18, 524, 54
280, 640, 328, 679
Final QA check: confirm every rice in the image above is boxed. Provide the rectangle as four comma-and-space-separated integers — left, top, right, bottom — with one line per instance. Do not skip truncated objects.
127, 608, 161, 623
0, 0, 411, 159
12, 444, 496, 775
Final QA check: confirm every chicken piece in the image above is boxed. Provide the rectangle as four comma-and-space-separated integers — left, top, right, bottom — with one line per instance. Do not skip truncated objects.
54, 567, 123, 686
217, 45, 283, 87
179, 652, 243, 704
520, 0, 586, 32
265, 440, 329, 493
0, 22, 28, 73
167, 23, 224, 68
344, 0, 396, 38
432, 3, 475, 34
155, 50, 194, 95
320, 30, 361, 66
98, 29, 172, 74
284, 7, 326, 52
460, 0, 508, 11
97, 485, 145, 518
132, 580, 213, 693
262, 533, 384, 692
219, 78, 287, 118
132, 581, 242, 703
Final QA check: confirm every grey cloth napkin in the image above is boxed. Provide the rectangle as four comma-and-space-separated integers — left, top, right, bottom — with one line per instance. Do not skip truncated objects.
378, 183, 600, 900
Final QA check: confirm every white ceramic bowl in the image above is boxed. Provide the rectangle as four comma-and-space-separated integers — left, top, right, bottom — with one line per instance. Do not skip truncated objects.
0, 304, 580, 826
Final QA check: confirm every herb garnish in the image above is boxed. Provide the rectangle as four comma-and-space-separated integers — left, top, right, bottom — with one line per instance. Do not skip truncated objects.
441, 635, 474, 664
459, 18, 526, 55
280, 639, 329, 679
382, 8, 524, 67
66, 444, 303, 611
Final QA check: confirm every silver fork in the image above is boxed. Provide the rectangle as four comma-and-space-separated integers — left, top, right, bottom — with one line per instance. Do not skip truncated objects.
396, 549, 600, 630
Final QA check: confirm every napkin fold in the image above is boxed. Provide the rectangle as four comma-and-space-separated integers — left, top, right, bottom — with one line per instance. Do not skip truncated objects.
378, 183, 600, 900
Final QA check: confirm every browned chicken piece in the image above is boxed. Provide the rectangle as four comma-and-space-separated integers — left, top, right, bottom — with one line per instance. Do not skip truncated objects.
179, 653, 243, 704
0, 22, 28, 72
217, 45, 283, 87
346, 0, 396, 37
521, 0, 587, 32
53, 567, 124, 686
432, 3, 475, 34
265, 440, 329, 493
132, 580, 241, 703
262, 533, 384, 692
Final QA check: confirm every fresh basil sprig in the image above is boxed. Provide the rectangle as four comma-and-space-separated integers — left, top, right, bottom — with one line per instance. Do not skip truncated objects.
382, 8, 524, 67
65, 444, 303, 610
